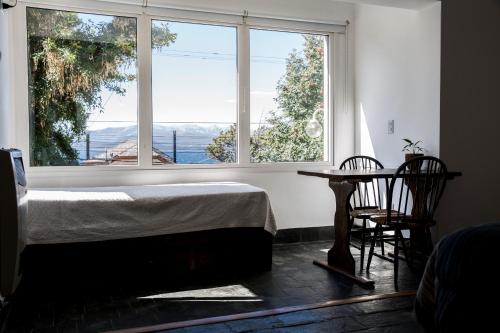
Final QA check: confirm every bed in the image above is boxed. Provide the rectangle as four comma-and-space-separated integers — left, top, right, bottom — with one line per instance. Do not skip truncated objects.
0, 148, 276, 298
26, 183, 276, 245
24, 183, 277, 287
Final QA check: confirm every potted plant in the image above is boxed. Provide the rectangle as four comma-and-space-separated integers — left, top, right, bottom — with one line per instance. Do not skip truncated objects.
402, 138, 424, 162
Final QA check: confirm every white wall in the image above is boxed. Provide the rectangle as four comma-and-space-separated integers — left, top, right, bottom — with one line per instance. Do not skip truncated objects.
1, 0, 357, 231
0, 11, 14, 148
354, 3, 441, 167
338, 0, 438, 11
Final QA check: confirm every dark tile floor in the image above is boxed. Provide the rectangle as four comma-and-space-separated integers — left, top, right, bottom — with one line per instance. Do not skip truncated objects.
2, 240, 422, 332
164, 296, 422, 333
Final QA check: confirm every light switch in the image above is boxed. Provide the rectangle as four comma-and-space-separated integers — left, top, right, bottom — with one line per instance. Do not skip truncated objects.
388, 120, 394, 134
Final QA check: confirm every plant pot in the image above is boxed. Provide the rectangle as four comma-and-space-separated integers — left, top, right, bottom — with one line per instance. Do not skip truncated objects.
405, 153, 424, 172
405, 153, 424, 162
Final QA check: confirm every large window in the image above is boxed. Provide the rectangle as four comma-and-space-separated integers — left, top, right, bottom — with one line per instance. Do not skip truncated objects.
27, 8, 138, 166
25, 6, 334, 168
152, 21, 237, 165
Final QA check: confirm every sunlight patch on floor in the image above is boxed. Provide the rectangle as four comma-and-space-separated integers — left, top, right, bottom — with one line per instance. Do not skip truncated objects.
137, 284, 262, 302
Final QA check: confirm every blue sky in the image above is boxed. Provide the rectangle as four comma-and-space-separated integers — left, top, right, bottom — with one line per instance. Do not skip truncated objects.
86, 18, 313, 130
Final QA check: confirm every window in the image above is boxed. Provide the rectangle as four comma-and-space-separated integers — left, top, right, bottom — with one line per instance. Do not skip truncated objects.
24, 5, 336, 169
27, 7, 138, 166
152, 21, 237, 165
250, 29, 328, 163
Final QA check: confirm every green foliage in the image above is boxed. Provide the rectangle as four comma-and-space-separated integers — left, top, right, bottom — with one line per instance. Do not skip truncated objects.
249, 110, 324, 163
28, 8, 176, 166
402, 138, 424, 154
206, 124, 237, 163
274, 35, 325, 122
207, 35, 325, 163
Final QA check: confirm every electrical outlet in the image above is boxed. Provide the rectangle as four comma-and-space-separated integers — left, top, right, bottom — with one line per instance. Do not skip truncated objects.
388, 120, 394, 134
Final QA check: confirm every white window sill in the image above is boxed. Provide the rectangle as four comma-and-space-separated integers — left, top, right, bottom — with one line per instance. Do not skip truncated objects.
26, 161, 335, 177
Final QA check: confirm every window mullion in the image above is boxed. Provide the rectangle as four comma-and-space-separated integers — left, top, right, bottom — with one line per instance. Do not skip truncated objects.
333, 32, 348, 167
237, 25, 251, 166
325, 33, 334, 164
138, 14, 153, 168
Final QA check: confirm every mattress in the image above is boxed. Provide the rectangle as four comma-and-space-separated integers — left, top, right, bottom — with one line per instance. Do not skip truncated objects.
26, 182, 277, 245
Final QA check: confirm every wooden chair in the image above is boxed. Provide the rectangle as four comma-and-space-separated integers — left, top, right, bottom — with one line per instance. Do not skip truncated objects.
366, 156, 448, 286
340, 156, 387, 272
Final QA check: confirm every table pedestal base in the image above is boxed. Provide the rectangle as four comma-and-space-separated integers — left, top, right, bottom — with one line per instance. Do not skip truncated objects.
313, 260, 375, 288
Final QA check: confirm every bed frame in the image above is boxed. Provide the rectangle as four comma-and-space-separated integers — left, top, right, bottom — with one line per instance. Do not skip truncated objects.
22, 227, 272, 288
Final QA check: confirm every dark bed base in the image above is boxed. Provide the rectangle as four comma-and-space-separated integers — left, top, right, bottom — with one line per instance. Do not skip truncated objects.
20, 228, 272, 289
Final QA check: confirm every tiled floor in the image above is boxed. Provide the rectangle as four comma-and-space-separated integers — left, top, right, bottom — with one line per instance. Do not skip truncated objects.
163, 296, 422, 333
2, 240, 422, 332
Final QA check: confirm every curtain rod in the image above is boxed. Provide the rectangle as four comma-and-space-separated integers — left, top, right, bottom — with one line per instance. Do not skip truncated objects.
141, 2, 347, 27
20, 0, 348, 28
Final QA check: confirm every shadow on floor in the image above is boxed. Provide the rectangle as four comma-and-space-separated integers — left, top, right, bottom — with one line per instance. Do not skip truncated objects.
2, 241, 422, 332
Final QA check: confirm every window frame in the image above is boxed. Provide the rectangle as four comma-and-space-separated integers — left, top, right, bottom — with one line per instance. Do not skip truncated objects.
149, 17, 240, 166
25, 6, 141, 167
13, 1, 346, 174
247, 26, 331, 164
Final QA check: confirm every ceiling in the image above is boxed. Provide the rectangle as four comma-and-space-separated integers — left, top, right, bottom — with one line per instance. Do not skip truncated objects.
334, 0, 439, 10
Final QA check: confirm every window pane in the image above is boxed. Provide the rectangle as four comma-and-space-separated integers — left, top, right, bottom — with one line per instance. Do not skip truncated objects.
152, 21, 237, 165
250, 29, 327, 163
26, 8, 138, 166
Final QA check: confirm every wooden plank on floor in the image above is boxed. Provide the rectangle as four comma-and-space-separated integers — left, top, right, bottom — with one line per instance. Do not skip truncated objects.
104, 290, 417, 333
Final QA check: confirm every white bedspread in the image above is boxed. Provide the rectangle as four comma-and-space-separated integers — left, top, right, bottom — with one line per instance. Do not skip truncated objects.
26, 182, 276, 245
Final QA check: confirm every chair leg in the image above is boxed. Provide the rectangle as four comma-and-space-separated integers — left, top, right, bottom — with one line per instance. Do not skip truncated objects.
359, 219, 366, 273
366, 224, 380, 272
409, 230, 414, 268
380, 227, 385, 256
394, 226, 400, 288
397, 229, 411, 269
